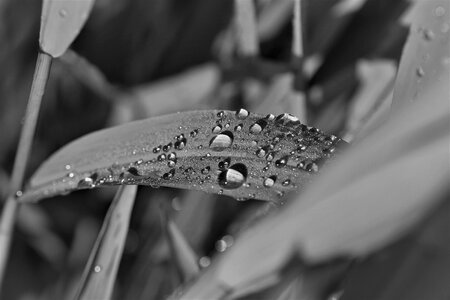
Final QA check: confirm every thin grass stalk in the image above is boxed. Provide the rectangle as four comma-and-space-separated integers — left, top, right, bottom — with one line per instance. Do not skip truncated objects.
0, 52, 52, 292
234, 0, 259, 57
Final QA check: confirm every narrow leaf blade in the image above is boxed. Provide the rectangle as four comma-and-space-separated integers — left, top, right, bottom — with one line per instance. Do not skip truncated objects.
22, 110, 343, 203
75, 185, 137, 300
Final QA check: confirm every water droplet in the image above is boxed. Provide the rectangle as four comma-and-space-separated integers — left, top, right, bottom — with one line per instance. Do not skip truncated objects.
265, 114, 275, 121
67, 172, 75, 178
168, 152, 176, 160
423, 29, 435, 40
249, 119, 268, 134
263, 175, 277, 187
158, 154, 166, 161
199, 256, 211, 268
275, 113, 301, 126
266, 152, 275, 161
167, 160, 176, 168
163, 143, 172, 152
209, 131, 234, 151
216, 239, 227, 252
236, 108, 249, 119
65, 164, 71, 170
435, 6, 446, 17
59, 9, 67, 18
135, 159, 144, 165
15, 190, 23, 197
94, 265, 102, 273
217, 111, 225, 118
78, 176, 95, 188
174, 138, 187, 150
218, 157, 231, 170
282, 179, 291, 186
212, 124, 222, 134
234, 123, 243, 131
218, 163, 247, 189
416, 67, 425, 77
255, 147, 266, 158
190, 129, 199, 137
163, 169, 175, 180
153, 145, 162, 153
201, 166, 211, 174
128, 167, 139, 176
275, 156, 289, 168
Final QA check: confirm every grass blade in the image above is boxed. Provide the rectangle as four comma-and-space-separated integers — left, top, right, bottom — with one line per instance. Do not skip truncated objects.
40, 0, 95, 57
21, 110, 345, 203
161, 204, 200, 282
234, 0, 259, 57
74, 185, 137, 300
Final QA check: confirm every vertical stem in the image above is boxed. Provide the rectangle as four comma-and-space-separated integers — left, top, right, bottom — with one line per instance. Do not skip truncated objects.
292, 0, 304, 58
0, 52, 52, 293
234, 0, 259, 57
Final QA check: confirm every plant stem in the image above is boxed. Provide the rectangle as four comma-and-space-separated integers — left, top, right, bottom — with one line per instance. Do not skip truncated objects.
0, 52, 52, 293
234, 0, 259, 57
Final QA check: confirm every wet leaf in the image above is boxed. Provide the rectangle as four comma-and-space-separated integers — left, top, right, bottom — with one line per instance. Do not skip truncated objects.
74, 185, 137, 300
40, 0, 95, 57
21, 110, 344, 203
392, 0, 450, 110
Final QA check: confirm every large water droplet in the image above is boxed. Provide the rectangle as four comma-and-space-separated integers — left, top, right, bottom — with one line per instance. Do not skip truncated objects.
263, 175, 277, 187
218, 163, 247, 189
209, 131, 234, 151
236, 108, 249, 119
249, 119, 268, 134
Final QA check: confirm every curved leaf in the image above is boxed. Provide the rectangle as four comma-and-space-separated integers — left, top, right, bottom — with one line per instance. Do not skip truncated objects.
21, 110, 344, 203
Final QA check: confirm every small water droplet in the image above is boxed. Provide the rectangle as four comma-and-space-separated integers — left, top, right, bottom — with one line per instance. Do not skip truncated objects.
249, 119, 268, 134
217, 111, 225, 118
209, 131, 234, 151
263, 175, 277, 187
59, 9, 67, 18
416, 67, 425, 77
216, 239, 227, 252
67, 172, 75, 178
199, 256, 211, 268
201, 166, 211, 174
234, 123, 243, 131
163, 143, 172, 152
275, 156, 289, 168
266, 152, 275, 162
153, 145, 162, 153
158, 154, 166, 161
174, 138, 187, 150
236, 108, 249, 119
256, 147, 266, 158
218, 163, 247, 189
218, 157, 231, 170
168, 152, 176, 160
282, 179, 291, 186
265, 114, 275, 121
423, 29, 435, 40
94, 265, 102, 273
435, 6, 446, 17
212, 124, 222, 134
15, 190, 23, 197
135, 159, 144, 165
163, 169, 175, 180
167, 160, 176, 168
65, 164, 72, 170
190, 129, 199, 138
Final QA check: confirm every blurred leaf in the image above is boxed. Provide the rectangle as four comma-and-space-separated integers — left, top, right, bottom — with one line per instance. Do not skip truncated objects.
178, 74, 449, 298
161, 203, 200, 282
40, 0, 95, 57
22, 110, 344, 203
74, 185, 137, 300
341, 197, 450, 300
392, 0, 450, 110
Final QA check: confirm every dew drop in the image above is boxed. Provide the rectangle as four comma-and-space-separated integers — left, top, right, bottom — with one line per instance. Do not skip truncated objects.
94, 265, 102, 273
255, 147, 266, 158
163, 143, 172, 152
275, 156, 289, 168
212, 124, 222, 134
217, 111, 225, 118
174, 138, 187, 150
218, 163, 247, 189
163, 169, 175, 180
435, 6, 446, 17
275, 113, 301, 126
59, 9, 67, 18
67, 172, 75, 178
416, 67, 425, 77
209, 131, 234, 151
423, 29, 435, 40
199, 256, 211, 268
153, 145, 162, 153
158, 154, 166, 161
265, 114, 275, 121
190, 129, 199, 137
263, 175, 277, 187
167, 160, 176, 168
65, 164, 72, 170
234, 123, 243, 132
201, 166, 211, 174
15, 190, 23, 197
168, 152, 177, 160
266, 152, 275, 162
282, 179, 291, 186
218, 157, 231, 170
249, 119, 268, 134
236, 108, 249, 119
